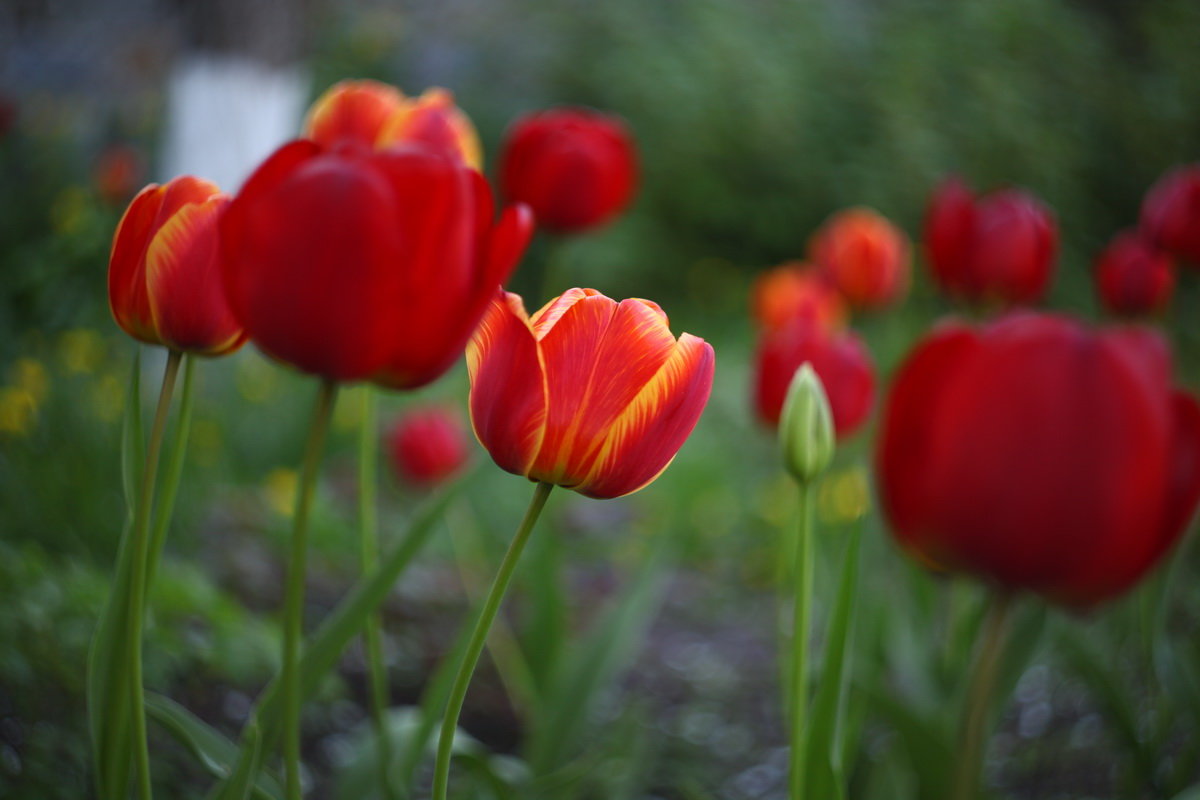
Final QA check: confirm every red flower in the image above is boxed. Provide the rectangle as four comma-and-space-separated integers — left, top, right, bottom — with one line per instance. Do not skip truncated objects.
499, 108, 637, 233
1140, 164, 1200, 266
94, 144, 145, 206
109, 176, 245, 356
810, 207, 909, 310
876, 313, 1200, 607
750, 263, 847, 333
302, 79, 406, 150
924, 176, 1058, 306
221, 141, 532, 386
467, 288, 714, 499
1094, 231, 1174, 317
377, 88, 482, 170
754, 315, 874, 437
387, 407, 470, 487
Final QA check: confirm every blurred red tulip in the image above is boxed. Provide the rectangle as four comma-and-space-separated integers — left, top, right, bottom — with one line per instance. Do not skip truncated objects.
810, 207, 909, 310
754, 315, 874, 437
1140, 164, 1200, 266
94, 144, 145, 206
109, 176, 245, 355
302, 79, 406, 150
387, 407, 470, 487
221, 141, 532, 386
499, 108, 637, 233
377, 88, 482, 170
877, 313, 1200, 607
468, 288, 714, 499
924, 176, 1058, 306
750, 263, 847, 333
1095, 231, 1174, 317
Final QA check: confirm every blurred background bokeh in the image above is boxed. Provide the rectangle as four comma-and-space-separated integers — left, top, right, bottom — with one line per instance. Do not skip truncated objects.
2, 1, 1200, 798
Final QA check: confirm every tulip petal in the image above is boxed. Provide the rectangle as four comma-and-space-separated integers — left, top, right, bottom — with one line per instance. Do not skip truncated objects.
467, 292, 547, 477
875, 321, 978, 565
572, 333, 715, 499
145, 195, 244, 355
109, 183, 166, 343
222, 142, 406, 381
303, 80, 405, 149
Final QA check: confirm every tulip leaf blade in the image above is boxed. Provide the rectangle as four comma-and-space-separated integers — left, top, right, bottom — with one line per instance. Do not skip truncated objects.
145, 692, 283, 800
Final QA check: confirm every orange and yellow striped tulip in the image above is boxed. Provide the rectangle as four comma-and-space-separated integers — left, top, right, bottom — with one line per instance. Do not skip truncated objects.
302, 79, 405, 150
750, 262, 848, 333
377, 88, 482, 170
108, 176, 245, 356
303, 81, 481, 168
467, 288, 715, 499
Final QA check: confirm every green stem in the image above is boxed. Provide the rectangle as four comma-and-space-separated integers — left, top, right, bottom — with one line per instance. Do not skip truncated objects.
787, 480, 814, 800
145, 355, 196, 590
282, 380, 339, 800
951, 591, 1015, 800
432, 481, 553, 800
128, 349, 183, 800
358, 389, 396, 800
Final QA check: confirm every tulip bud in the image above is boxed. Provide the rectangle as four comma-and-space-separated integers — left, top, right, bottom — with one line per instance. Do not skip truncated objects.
302, 79, 406, 149
780, 363, 835, 484
750, 263, 847, 333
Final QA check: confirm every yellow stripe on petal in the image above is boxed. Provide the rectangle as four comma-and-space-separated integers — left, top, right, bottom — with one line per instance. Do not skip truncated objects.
572, 333, 715, 499
467, 291, 548, 478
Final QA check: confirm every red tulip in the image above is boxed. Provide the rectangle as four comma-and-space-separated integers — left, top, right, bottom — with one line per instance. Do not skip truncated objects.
750, 263, 847, 333
377, 88, 482, 170
810, 207, 910, 310
924, 177, 1058, 306
499, 108, 637, 233
1140, 164, 1200, 266
221, 141, 532, 386
467, 288, 714, 499
302, 79, 406, 150
1094, 231, 1174, 317
877, 313, 1200, 607
754, 315, 874, 437
387, 407, 470, 487
109, 176, 245, 355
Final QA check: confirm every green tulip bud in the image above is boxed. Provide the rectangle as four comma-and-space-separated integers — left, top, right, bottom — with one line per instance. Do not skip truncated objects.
780, 363, 835, 483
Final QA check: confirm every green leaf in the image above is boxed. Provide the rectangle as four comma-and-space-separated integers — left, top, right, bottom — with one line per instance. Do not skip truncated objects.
86, 352, 142, 800
864, 685, 953, 800
145, 693, 283, 800
208, 477, 464, 800
526, 534, 671, 773
804, 523, 861, 800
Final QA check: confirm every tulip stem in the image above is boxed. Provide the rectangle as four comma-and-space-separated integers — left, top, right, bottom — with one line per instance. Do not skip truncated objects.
951, 590, 1016, 800
432, 481, 553, 800
787, 480, 815, 800
127, 348, 183, 800
281, 379, 339, 800
358, 388, 397, 800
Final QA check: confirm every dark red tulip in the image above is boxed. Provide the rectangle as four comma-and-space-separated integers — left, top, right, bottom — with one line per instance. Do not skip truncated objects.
387, 407, 470, 487
877, 313, 1200, 607
1140, 164, 1200, 266
754, 315, 874, 438
1095, 231, 1174, 317
221, 141, 532, 387
499, 108, 637, 233
924, 177, 1058, 306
